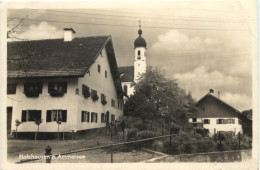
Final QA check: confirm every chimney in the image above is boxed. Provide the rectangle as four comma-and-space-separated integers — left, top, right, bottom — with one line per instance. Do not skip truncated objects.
63, 28, 76, 42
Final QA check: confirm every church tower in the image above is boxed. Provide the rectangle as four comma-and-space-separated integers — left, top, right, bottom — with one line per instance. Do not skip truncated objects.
134, 21, 147, 83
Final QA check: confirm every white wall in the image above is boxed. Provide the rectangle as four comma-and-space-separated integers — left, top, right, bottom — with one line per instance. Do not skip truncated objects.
7, 78, 78, 132
77, 47, 123, 131
189, 117, 243, 135
121, 82, 134, 97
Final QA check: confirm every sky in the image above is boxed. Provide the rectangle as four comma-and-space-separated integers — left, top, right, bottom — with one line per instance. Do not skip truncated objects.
6, 1, 257, 111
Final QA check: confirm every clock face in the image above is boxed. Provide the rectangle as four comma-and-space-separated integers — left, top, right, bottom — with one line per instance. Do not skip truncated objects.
137, 56, 141, 60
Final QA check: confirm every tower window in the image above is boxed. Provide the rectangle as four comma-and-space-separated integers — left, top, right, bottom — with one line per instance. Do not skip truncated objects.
105, 70, 107, 78
138, 50, 141, 56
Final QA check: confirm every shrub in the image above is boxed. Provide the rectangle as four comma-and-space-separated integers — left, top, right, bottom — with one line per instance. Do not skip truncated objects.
163, 131, 197, 154
195, 128, 210, 137
196, 137, 216, 153
135, 130, 160, 148
127, 128, 137, 141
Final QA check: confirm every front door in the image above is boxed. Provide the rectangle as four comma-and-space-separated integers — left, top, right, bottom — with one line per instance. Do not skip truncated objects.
7, 107, 12, 134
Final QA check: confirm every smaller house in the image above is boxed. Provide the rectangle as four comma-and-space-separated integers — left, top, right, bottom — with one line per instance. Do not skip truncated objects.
189, 91, 250, 136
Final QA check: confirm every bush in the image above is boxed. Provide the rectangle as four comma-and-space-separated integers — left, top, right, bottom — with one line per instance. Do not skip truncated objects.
135, 130, 160, 148
197, 137, 216, 153
127, 128, 137, 141
195, 128, 209, 137
163, 131, 197, 154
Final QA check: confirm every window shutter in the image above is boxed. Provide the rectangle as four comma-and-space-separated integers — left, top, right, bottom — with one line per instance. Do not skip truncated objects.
48, 82, 53, 93
91, 112, 94, 122
81, 111, 84, 122
95, 113, 98, 123
87, 112, 89, 122
82, 85, 85, 95
62, 110, 67, 122
21, 110, 27, 122
46, 110, 51, 122
62, 82, 67, 93
38, 82, 43, 93
24, 83, 28, 93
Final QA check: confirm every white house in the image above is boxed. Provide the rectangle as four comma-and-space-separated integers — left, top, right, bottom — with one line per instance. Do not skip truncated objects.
119, 24, 147, 98
189, 91, 245, 135
7, 28, 124, 134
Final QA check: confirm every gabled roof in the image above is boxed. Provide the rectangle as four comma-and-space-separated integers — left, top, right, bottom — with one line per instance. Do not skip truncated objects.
119, 66, 134, 82
8, 36, 109, 78
193, 93, 249, 119
7, 36, 123, 96
197, 93, 241, 113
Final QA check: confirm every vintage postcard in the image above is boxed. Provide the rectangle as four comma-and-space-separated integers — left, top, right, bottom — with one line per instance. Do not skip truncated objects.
1, 1, 258, 170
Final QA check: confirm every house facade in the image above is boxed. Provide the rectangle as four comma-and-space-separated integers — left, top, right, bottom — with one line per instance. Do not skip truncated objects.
7, 28, 124, 134
119, 24, 147, 98
189, 92, 245, 135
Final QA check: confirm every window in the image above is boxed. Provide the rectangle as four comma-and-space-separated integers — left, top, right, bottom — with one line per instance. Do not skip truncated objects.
101, 113, 105, 123
91, 89, 99, 101
21, 110, 41, 122
24, 82, 43, 97
203, 119, 210, 124
82, 84, 90, 98
81, 111, 90, 122
48, 82, 67, 96
123, 85, 128, 95
226, 119, 235, 124
138, 50, 141, 56
91, 112, 98, 123
216, 119, 225, 124
7, 83, 16, 94
101, 93, 107, 105
111, 114, 115, 122
46, 110, 67, 122
192, 118, 197, 123
105, 71, 107, 78
98, 64, 101, 73
111, 99, 115, 106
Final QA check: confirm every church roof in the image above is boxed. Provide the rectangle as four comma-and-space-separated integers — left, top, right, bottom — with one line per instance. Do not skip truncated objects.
134, 28, 146, 48
119, 66, 134, 82
134, 36, 147, 48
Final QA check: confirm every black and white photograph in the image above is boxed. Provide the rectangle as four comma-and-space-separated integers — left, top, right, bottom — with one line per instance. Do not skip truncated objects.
1, 1, 258, 169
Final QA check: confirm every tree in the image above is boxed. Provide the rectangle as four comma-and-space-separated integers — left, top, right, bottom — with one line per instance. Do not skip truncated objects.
124, 66, 197, 129
56, 121, 61, 140
241, 109, 252, 120
34, 119, 42, 140
15, 119, 21, 139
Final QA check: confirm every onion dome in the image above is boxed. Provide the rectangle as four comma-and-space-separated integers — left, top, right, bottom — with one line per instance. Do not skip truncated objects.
134, 22, 146, 48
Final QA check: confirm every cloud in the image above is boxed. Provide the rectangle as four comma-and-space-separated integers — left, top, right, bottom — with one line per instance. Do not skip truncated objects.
220, 92, 252, 111
10, 22, 63, 41
173, 66, 251, 110
151, 30, 215, 54
174, 66, 241, 89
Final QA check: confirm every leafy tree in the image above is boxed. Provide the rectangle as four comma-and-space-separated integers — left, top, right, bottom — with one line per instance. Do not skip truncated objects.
241, 109, 252, 120
15, 119, 21, 139
34, 119, 42, 140
124, 66, 197, 129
